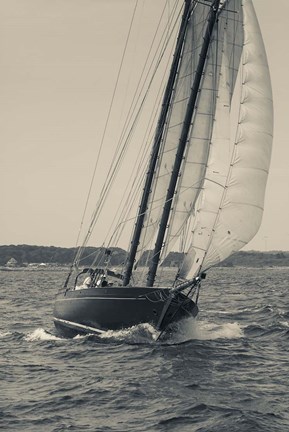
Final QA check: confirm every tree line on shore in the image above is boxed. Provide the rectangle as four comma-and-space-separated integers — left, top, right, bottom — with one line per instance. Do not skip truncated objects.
1, 244, 289, 268
0, 245, 126, 267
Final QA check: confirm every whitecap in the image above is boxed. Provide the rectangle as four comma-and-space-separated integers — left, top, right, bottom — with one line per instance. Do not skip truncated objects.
24, 328, 63, 342
73, 333, 92, 340
197, 321, 244, 340
99, 323, 159, 343
0, 331, 11, 338
279, 321, 289, 328
170, 319, 244, 343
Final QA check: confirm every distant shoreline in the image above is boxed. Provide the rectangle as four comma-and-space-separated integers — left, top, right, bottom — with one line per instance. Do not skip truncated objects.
1, 244, 289, 268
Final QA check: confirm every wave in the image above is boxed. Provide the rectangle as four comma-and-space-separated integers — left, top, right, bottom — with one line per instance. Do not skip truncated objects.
170, 319, 244, 343
0, 331, 11, 338
22, 319, 244, 345
24, 328, 63, 342
280, 321, 289, 328
91, 319, 244, 344
98, 323, 159, 343
22, 324, 159, 344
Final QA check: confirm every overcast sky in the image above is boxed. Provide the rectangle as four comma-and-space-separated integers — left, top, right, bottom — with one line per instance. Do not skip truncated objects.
0, 0, 288, 251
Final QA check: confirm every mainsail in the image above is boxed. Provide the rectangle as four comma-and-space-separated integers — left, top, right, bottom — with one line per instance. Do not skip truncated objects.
135, 2, 213, 261
125, 0, 273, 284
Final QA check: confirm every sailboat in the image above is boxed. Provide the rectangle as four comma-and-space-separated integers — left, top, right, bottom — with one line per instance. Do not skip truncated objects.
53, 0, 273, 339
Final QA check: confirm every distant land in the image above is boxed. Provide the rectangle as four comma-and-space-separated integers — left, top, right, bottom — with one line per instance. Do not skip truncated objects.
0, 245, 126, 267
1, 245, 289, 268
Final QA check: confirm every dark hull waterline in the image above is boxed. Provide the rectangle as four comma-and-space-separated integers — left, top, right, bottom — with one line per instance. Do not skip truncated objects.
53, 286, 198, 338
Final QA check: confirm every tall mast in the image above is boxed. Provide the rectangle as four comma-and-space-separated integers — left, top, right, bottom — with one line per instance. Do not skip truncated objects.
122, 0, 193, 286
147, 0, 221, 287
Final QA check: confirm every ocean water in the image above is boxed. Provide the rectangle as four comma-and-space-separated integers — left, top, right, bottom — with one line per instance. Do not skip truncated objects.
1, 266, 289, 432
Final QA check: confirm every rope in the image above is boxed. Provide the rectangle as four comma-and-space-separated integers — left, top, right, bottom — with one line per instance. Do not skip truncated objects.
73, 1, 183, 268
72, 1, 140, 266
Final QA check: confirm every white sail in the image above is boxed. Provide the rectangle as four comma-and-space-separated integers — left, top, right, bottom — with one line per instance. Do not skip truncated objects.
161, 11, 228, 261
180, 0, 273, 279
134, 3, 211, 264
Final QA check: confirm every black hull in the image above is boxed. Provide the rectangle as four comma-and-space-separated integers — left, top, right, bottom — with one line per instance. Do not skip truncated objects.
53, 286, 198, 338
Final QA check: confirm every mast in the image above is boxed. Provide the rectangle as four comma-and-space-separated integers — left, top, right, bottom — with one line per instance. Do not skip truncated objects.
122, 0, 193, 286
147, 0, 221, 287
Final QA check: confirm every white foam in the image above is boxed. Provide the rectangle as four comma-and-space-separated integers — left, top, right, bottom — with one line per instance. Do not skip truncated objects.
92, 320, 244, 344
0, 331, 11, 338
280, 321, 289, 328
24, 328, 63, 342
99, 323, 159, 343
24, 320, 244, 344
73, 333, 92, 340
198, 321, 244, 340
170, 319, 244, 343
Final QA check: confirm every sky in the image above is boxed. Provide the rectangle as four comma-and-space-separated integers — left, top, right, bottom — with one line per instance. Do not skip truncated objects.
0, 0, 288, 252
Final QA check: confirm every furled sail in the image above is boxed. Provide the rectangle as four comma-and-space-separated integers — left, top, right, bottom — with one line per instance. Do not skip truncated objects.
180, 0, 273, 279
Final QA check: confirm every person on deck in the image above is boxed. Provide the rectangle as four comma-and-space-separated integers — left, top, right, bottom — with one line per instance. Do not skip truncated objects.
96, 275, 108, 287
82, 275, 92, 288
75, 271, 93, 290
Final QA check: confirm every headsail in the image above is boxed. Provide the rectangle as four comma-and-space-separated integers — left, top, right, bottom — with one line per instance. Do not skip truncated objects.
180, 0, 273, 279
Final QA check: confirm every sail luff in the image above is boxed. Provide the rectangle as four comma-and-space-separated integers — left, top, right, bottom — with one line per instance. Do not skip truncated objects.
146, 0, 221, 287
122, 0, 193, 286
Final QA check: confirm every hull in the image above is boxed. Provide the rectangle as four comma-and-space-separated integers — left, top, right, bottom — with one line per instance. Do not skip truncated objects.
53, 286, 198, 338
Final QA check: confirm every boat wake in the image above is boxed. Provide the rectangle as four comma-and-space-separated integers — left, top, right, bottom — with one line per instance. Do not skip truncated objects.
24, 328, 63, 342
21, 320, 244, 345
22, 324, 159, 344
171, 319, 244, 343
95, 320, 244, 344
97, 323, 159, 343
